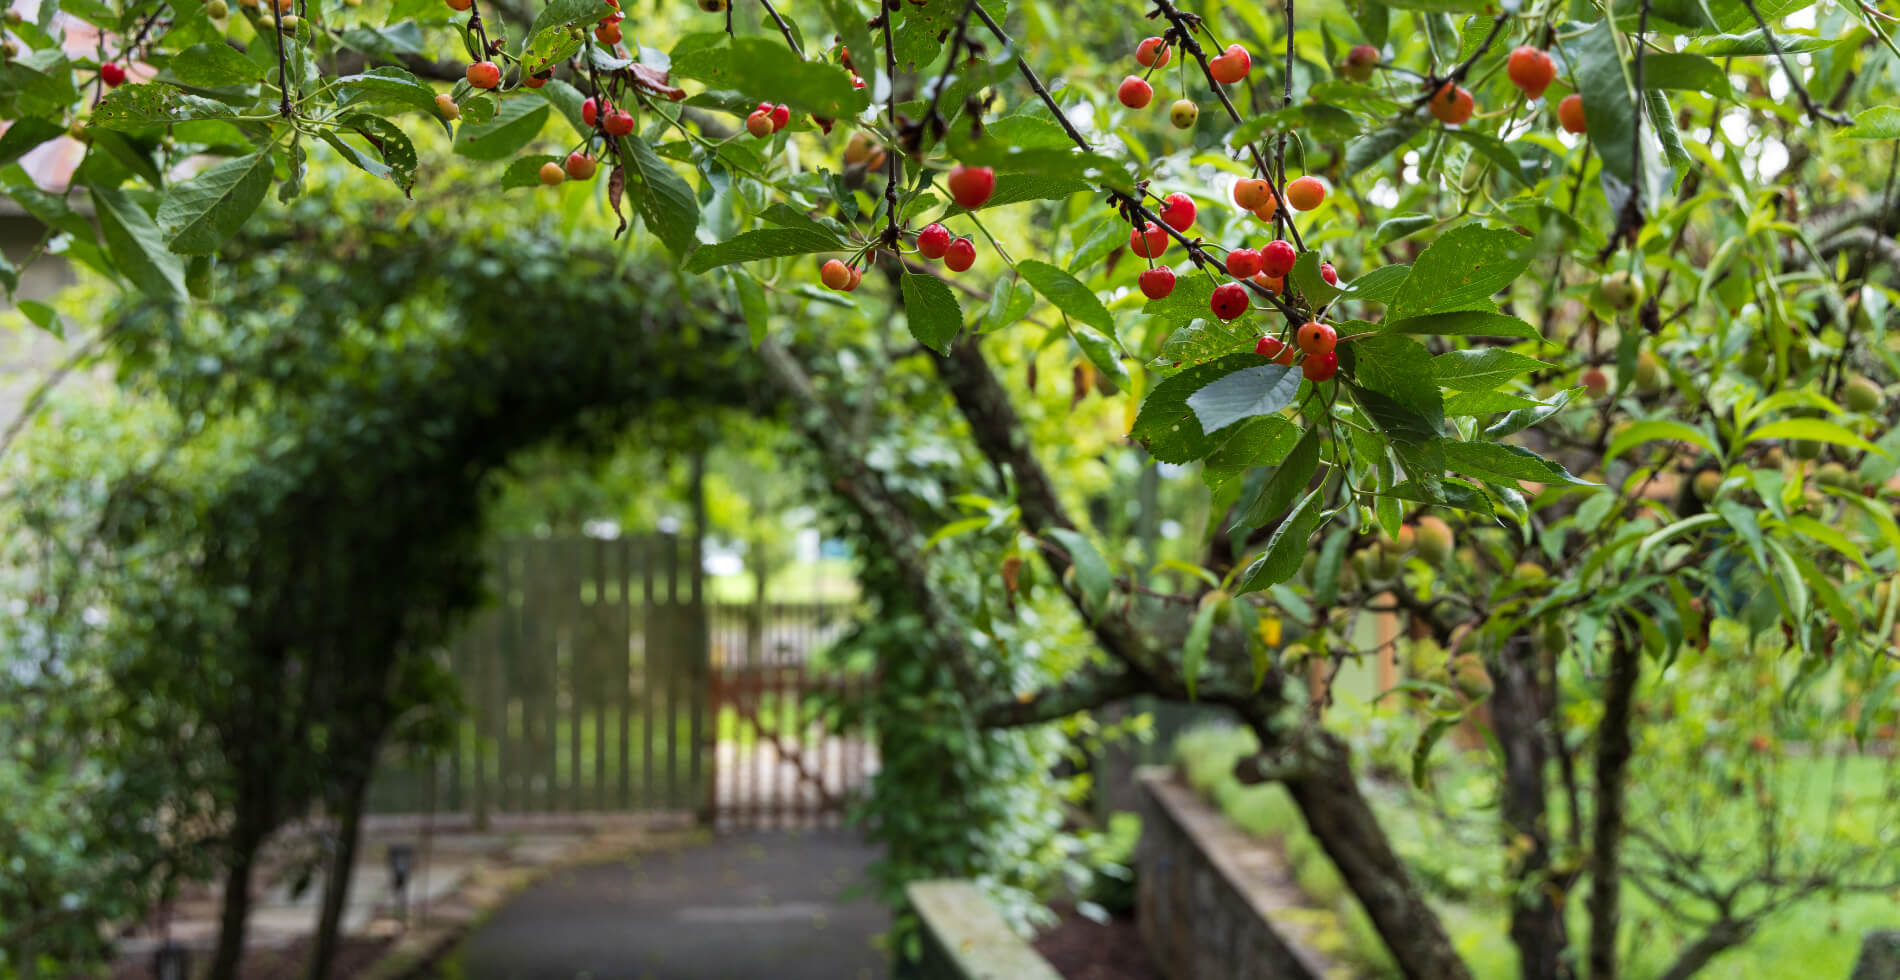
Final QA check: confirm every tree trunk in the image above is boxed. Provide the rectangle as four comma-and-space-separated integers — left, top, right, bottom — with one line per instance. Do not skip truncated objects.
208, 817, 265, 980
305, 768, 371, 980
1587, 635, 1643, 980
1490, 634, 1572, 980
1653, 919, 1750, 980
1282, 732, 1474, 980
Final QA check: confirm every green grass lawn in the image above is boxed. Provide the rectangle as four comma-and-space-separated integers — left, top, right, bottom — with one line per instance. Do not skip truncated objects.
704, 558, 860, 603
1174, 725, 1900, 978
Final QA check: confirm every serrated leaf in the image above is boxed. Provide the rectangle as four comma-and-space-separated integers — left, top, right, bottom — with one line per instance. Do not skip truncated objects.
1238, 488, 1326, 594
1239, 427, 1321, 527
92, 84, 234, 129
1684, 30, 1849, 56
91, 186, 186, 302
455, 98, 550, 161
1345, 263, 1412, 305
1571, 19, 1641, 186
1444, 441, 1595, 487
1351, 334, 1444, 441
527, 0, 614, 49
1383, 310, 1539, 339
1346, 122, 1421, 177
671, 36, 870, 119
683, 227, 843, 272
1073, 325, 1130, 390
1389, 224, 1533, 318
539, 78, 590, 136
0, 118, 65, 168
1443, 390, 1544, 415
1186, 364, 1303, 435
1639, 52, 1732, 96
1131, 354, 1265, 463
1017, 259, 1114, 335
901, 271, 963, 354
171, 42, 264, 86
1842, 106, 1900, 140
1485, 389, 1572, 439
1604, 419, 1717, 465
335, 66, 442, 115
502, 154, 564, 189
1375, 213, 1434, 246
1444, 129, 1531, 188
1203, 416, 1301, 490
1290, 251, 1343, 307
1746, 418, 1885, 455
156, 151, 272, 255
1432, 349, 1547, 391
619, 133, 700, 256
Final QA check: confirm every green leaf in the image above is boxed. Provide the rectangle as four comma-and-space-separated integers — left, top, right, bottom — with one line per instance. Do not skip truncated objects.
91, 186, 187, 302
1228, 104, 1363, 146
526, 0, 614, 49
1351, 335, 1444, 442
1239, 427, 1321, 527
335, 66, 442, 115
171, 42, 265, 86
1639, 52, 1732, 96
0, 118, 64, 168
619, 133, 701, 257
501, 154, 563, 189
945, 174, 1092, 212
1432, 349, 1547, 391
1352, 385, 1444, 449
1016, 259, 1114, 335
1388, 224, 1533, 318
900, 271, 963, 354
1203, 417, 1301, 490
733, 270, 772, 347
1375, 214, 1435, 246
1383, 310, 1539, 339
1570, 19, 1641, 186
1443, 441, 1595, 487
1182, 595, 1221, 700
1073, 325, 1130, 390
1604, 419, 1717, 465
539, 79, 591, 137
1346, 122, 1422, 178
1290, 251, 1343, 307
1486, 388, 1572, 439
1788, 514, 1871, 571
91, 83, 234, 129
1049, 527, 1112, 616
1238, 487, 1326, 594
1841, 106, 1900, 140
1344, 264, 1412, 305
981, 278, 1035, 333
1684, 30, 1850, 56
1444, 390, 1544, 415
1444, 129, 1530, 188
1131, 354, 1265, 463
670, 36, 870, 120
819, 0, 875, 71
156, 151, 273, 255
520, 27, 584, 76
683, 227, 843, 272
1746, 418, 1884, 455
1186, 364, 1303, 435
455, 97, 551, 161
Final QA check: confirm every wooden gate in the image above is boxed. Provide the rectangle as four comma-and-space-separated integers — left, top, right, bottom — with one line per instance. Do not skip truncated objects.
707, 603, 878, 829
368, 533, 709, 820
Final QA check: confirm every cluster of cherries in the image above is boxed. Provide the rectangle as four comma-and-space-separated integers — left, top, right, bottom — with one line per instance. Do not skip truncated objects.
1115, 34, 1253, 126
818, 164, 995, 292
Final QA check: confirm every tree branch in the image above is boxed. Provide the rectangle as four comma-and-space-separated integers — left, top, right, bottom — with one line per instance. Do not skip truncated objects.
977, 663, 1143, 728
1736, 0, 1852, 126
1587, 628, 1644, 980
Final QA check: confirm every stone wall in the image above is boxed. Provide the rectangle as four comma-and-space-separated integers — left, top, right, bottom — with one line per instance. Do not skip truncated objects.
904, 880, 1062, 980
1136, 768, 1328, 980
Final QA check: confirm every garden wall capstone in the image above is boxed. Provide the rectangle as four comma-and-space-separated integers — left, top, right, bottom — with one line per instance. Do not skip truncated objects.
904, 880, 1062, 980
1137, 768, 1327, 980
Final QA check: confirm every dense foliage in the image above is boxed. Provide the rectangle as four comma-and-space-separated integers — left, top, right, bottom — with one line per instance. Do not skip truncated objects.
4, 0, 1900, 975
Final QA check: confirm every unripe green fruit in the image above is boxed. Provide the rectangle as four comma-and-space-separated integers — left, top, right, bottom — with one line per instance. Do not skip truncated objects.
1598, 269, 1644, 311
0, 39, 16, 59
278, 13, 299, 30
1452, 653, 1493, 700
206, 0, 228, 15
1169, 99, 1198, 129
1336, 558, 1358, 594
1789, 346, 1814, 375
1692, 470, 1721, 503
1740, 347, 1769, 380
1515, 561, 1548, 583
1406, 638, 1447, 677
1634, 351, 1665, 394
3, 8, 21, 24
1414, 516, 1453, 565
67, 118, 90, 142
1282, 643, 1311, 671
1844, 376, 1885, 414
1815, 462, 1853, 489
1790, 438, 1823, 461
1373, 549, 1401, 579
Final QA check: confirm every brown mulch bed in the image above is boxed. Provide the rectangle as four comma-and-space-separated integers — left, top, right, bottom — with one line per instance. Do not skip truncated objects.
1034, 903, 1166, 980
107, 937, 390, 980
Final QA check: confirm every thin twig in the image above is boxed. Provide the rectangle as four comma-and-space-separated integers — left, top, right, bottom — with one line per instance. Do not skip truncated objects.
915, 0, 979, 147
1407, 12, 1508, 107
880, 6, 901, 248
1737, 0, 1852, 126
758, 0, 801, 57
1828, 144, 1899, 395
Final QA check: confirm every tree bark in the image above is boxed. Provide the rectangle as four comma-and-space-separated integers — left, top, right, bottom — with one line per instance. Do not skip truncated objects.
305, 768, 371, 980
1653, 919, 1750, 980
1587, 635, 1643, 980
208, 815, 266, 980
1490, 633, 1572, 980
1281, 732, 1474, 980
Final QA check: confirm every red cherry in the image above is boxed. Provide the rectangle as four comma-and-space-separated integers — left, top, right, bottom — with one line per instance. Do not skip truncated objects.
1558, 94, 1587, 133
1128, 221, 1168, 258
466, 61, 501, 89
524, 73, 548, 89
945, 237, 977, 272
1251, 272, 1285, 296
770, 104, 790, 131
582, 97, 599, 128
1430, 84, 1475, 125
1118, 75, 1154, 109
1138, 266, 1177, 300
1158, 192, 1196, 232
845, 265, 863, 292
746, 110, 775, 138
1255, 335, 1295, 365
821, 259, 853, 291
1209, 43, 1251, 84
1507, 46, 1556, 100
1225, 248, 1263, 279
1343, 44, 1378, 82
1296, 321, 1337, 356
946, 165, 995, 209
538, 161, 565, 186
1261, 240, 1296, 278
1136, 36, 1171, 68
916, 223, 953, 259
564, 151, 597, 180
604, 109, 635, 136
100, 62, 126, 87
1320, 262, 1338, 286
595, 20, 621, 44
1210, 282, 1249, 321
1303, 351, 1339, 382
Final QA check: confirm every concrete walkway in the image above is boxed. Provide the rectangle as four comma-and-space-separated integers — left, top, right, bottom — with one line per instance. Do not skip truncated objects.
446, 830, 889, 980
